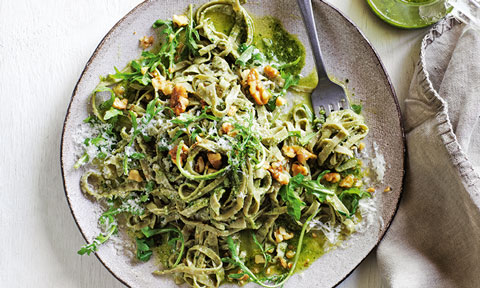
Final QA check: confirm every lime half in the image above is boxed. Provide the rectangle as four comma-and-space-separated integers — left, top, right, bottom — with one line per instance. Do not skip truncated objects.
366, 0, 452, 29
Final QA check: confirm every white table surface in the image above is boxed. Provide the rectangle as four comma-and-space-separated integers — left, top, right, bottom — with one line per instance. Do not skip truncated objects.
0, 0, 429, 287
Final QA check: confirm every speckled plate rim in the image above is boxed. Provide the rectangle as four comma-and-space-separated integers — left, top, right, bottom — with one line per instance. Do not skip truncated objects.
60, 0, 406, 287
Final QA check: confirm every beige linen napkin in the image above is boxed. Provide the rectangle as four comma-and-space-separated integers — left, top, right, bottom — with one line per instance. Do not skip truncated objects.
376, 18, 480, 287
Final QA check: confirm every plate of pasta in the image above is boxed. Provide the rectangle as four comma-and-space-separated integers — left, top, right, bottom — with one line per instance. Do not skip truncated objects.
61, 0, 405, 287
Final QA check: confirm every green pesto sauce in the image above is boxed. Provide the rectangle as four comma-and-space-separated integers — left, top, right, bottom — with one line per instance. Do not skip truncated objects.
405, 0, 433, 3
366, 0, 450, 29
252, 16, 306, 75
153, 243, 174, 267
297, 70, 318, 89
295, 234, 328, 271
235, 230, 331, 276
204, 10, 235, 35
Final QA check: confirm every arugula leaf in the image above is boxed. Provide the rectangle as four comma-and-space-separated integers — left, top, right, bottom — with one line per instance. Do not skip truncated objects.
252, 233, 271, 271
94, 87, 116, 110
338, 188, 371, 216
280, 172, 353, 220
351, 104, 362, 114
277, 56, 301, 71
74, 153, 89, 169
236, 44, 255, 66
299, 132, 316, 146
103, 107, 123, 120
225, 112, 263, 171
136, 226, 185, 267
83, 116, 94, 124
287, 131, 317, 146
140, 181, 155, 202
78, 200, 120, 255
136, 238, 154, 261
184, 4, 200, 55
77, 224, 117, 255
169, 129, 186, 144
266, 72, 300, 112
130, 152, 145, 160
279, 175, 306, 221
152, 19, 172, 29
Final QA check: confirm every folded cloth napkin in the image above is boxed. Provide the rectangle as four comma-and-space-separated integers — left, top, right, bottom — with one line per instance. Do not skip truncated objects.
376, 18, 480, 287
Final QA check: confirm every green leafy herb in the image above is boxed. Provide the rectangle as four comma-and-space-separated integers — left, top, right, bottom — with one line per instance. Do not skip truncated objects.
78, 196, 147, 256
280, 173, 354, 220
266, 72, 300, 112
123, 98, 164, 174
135, 226, 185, 266
226, 112, 263, 171
287, 131, 317, 146
236, 44, 265, 67
277, 56, 301, 71
103, 107, 123, 120
279, 175, 306, 221
136, 237, 154, 261
252, 233, 271, 271
170, 106, 220, 127
351, 104, 362, 114
169, 129, 186, 144
338, 188, 371, 216
74, 153, 89, 169
184, 4, 200, 55
130, 152, 146, 160
236, 45, 255, 66
83, 116, 94, 124
95, 87, 116, 110
77, 223, 117, 256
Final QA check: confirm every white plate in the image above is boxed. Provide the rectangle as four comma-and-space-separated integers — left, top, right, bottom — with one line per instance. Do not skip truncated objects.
61, 0, 405, 287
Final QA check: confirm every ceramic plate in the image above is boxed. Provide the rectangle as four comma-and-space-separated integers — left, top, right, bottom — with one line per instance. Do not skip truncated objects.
61, 0, 405, 287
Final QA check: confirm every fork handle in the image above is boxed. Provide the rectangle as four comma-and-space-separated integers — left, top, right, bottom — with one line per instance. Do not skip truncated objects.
297, 0, 328, 80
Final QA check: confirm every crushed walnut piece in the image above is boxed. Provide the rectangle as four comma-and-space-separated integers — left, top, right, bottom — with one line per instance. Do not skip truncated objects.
173, 15, 189, 27
195, 156, 205, 173
169, 144, 189, 165
264, 65, 280, 80
296, 147, 317, 165
323, 172, 341, 183
112, 98, 128, 110
282, 146, 297, 158
282, 145, 317, 165
268, 161, 290, 185
247, 68, 270, 105
170, 84, 189, 116
339, 174, 354, 188
276, 96, 286, 106
139, 36, 154, 49
127, 170, 143, 182
151, 71, 174, 95
274, 226, 294, 243
227, 105, 238, 116
221, 122, 234, 135
292, 163, 308, 176
113, 84, 125, 96
207, 152, 222, 169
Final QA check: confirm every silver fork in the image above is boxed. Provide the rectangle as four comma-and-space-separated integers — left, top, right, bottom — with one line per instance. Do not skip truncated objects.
297, 0, 349, 117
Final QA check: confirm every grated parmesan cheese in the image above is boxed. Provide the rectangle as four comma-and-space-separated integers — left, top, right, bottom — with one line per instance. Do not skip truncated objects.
371, 142, 386, 182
